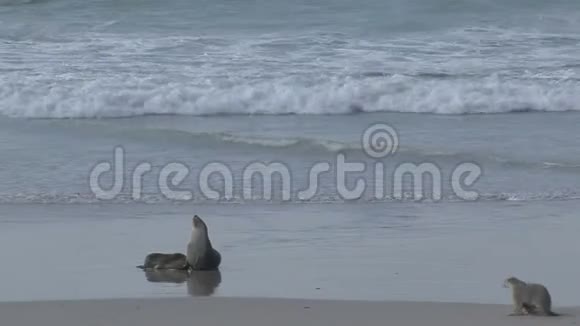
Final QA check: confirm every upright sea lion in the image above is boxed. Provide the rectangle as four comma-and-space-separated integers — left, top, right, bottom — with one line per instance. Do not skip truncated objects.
186, 215, 221, 271
137, 253, 188, 270
503, 276, 559, 316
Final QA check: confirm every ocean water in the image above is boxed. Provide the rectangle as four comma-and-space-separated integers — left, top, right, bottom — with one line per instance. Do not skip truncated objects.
0, 0, 580, 304
2, 0, 580, 118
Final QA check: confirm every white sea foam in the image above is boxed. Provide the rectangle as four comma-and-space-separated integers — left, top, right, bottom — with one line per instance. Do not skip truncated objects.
1, 74, 580, 118
1, 4, 579, 119
0, 190, 578, 205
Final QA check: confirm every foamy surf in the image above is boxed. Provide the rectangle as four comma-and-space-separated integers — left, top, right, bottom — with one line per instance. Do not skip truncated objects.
1, 190, 578, 205
543, 162, 580, 169
2, 5, 580, 120
1, 75, 580, 118
218, 133, 352, 152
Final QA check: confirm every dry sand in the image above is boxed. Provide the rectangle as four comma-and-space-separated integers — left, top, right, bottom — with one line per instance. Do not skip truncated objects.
1, 297, 578, 326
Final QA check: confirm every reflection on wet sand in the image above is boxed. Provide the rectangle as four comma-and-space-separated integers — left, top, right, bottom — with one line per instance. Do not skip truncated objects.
144, 269, 189, 284
142, 269, 222, 296
187, 270, 222, 296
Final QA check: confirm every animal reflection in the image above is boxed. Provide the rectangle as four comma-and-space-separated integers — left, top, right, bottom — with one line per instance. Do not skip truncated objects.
143, 269, 222, 296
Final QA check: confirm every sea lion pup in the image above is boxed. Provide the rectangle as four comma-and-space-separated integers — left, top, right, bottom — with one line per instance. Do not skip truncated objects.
186, 215, 221, 271
137, 253, 188, 270
503, 276, 559, 316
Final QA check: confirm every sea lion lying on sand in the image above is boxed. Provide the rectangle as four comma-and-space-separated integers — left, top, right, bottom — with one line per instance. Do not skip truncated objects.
137, 253, 188, 270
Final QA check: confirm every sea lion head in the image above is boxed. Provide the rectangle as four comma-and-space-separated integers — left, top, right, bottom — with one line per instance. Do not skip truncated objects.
190, 215, 211, 250
193, 215, 207, 230
504, 276, 525, 288
192, 215, 210, 241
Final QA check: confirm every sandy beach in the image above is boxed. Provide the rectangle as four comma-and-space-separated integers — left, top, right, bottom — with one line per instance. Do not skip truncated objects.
1, 297, 577, 326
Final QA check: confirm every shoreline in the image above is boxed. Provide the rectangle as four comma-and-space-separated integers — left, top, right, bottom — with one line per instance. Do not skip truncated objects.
1, 297, 577, 326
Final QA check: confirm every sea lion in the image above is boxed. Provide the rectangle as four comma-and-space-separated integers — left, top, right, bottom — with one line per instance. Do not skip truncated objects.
503, 276, 559, 316
137, 253, 188, 270
186, 215, 221, 271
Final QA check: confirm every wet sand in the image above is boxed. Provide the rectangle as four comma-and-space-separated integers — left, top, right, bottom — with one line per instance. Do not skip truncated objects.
1, 297, 578, 326
1, 202, 580, 304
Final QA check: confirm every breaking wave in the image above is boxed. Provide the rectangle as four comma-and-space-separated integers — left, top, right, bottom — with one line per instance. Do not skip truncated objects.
1, 190, 579, 205
1, 75, 580, 118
